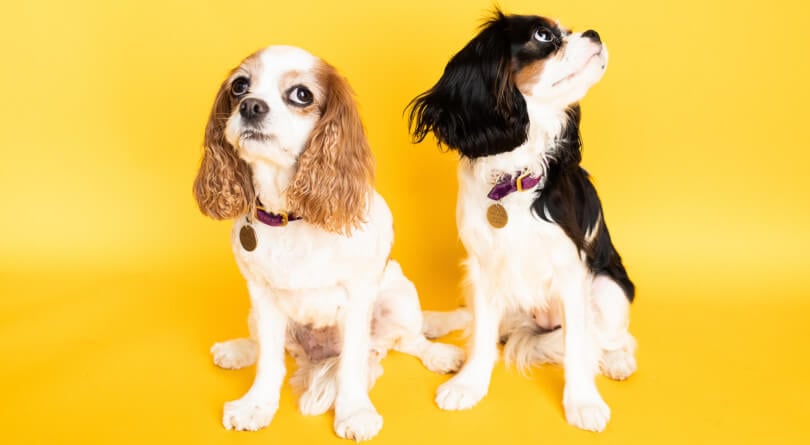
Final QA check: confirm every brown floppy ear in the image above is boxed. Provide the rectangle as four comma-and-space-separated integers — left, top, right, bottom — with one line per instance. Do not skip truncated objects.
287, 64, 374, 234
193, 78, 255, 219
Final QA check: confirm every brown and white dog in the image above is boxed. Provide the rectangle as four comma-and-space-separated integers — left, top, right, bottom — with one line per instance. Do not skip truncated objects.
194, 45, 467, 441
408, 11, 637, 432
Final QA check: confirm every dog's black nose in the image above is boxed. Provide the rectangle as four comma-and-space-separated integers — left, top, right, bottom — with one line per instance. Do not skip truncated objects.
582, 29, 601, 43
239, 98, 269, 121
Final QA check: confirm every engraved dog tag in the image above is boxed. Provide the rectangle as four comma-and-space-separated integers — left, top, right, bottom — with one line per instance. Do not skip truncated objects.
239, 225, 257, 251
487, 203, 508, 229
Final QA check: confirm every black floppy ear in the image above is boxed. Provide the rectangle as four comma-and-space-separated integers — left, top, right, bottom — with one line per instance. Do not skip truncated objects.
408, 11, 529, 158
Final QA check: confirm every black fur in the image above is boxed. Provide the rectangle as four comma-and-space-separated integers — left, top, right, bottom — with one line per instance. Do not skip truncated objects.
408, 10, 561, 157
535, 106, 635, 301
408, 10, 635, 302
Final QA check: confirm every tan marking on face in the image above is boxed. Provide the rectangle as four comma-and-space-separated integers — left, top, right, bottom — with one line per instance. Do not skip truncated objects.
514, 59, 547, 95
228, 51, 263, 87
280, 70, 304, 87
279, 69, 322, 117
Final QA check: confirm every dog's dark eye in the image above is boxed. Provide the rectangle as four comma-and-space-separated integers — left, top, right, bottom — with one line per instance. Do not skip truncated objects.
287, 86, 314, 106
231, 77, 250, 96
534, 29, 554, 43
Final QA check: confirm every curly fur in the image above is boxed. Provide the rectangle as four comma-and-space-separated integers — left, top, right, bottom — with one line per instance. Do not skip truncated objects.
288, 63, 374, 235
193, 78, 255, 219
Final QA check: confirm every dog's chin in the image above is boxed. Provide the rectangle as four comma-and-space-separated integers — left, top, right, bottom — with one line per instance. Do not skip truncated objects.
530, 51, 606, 108
240, 129, 273, 143
234, 132, 298, 168
552, 49, 607, 89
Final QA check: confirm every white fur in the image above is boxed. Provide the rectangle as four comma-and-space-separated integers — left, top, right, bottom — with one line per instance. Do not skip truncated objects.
214, 260, 466, 426
422, 308, 472, 339
209, 46, 465, 441
435, 34, 635, 432
524, 32, 609, 108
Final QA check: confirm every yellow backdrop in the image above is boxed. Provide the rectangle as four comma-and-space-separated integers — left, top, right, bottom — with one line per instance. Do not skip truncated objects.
2, 0, 809, 443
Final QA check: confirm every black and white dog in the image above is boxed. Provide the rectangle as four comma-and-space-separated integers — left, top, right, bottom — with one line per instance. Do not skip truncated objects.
408, 10, 636, 432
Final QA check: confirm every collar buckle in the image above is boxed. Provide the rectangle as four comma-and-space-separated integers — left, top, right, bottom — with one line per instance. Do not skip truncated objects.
515, 171, 531, 192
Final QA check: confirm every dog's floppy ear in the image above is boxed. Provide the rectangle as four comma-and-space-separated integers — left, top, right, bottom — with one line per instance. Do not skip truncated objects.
193, 78, 255, 219
287, 63, 374, 235
408, 10, 529, 157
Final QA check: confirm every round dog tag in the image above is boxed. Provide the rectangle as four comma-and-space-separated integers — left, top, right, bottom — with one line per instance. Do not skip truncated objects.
239, 225, 257, 251
487, 203, 508, 229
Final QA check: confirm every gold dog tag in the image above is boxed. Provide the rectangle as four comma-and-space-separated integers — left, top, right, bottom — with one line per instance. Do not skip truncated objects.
239, 225, 257, 251
487, 203, 508, 228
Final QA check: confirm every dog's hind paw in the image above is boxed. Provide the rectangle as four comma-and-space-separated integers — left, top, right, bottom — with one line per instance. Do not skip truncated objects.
211, 338, 257, 370
422, 342, 465, 374
601, 348, 636, 381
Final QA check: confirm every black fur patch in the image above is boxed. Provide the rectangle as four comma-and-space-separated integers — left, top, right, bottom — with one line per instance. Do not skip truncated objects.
533, 106, 635, 301
408, 10, 562, 158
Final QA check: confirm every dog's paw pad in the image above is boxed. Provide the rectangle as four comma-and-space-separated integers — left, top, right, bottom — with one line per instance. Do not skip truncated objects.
334, 408, 383, 441
222, 398, 277, 431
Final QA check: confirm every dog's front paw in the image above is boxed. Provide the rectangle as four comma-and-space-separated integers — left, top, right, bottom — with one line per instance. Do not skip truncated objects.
222, 397, 277, 431
422, 343, 465, 374
435, 379, 485, 410
563, 392, 610, 432
334, 408, 383, 441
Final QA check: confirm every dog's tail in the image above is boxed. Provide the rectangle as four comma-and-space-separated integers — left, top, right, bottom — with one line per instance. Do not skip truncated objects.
500, 311, 564, 375
289, 350, 385, 416
421, 308, 471, 339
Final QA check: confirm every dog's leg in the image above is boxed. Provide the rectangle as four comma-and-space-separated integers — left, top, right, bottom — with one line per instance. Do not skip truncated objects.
221, 283, 287, 432
422, 308, 472, 339
435, 259, 500, 410
592, 275, 637, 380
333, 281, 382, 441
560, 269, 610, 432
374, 260, 465, 374
396, 334, 465, 374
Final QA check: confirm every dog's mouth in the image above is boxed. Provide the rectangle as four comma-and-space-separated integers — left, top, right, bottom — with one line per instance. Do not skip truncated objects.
240, 129, 272, 143
551, 49, 605, 87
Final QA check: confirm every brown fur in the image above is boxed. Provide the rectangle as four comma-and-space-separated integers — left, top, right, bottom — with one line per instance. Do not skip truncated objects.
495, 56, 519, 120
514, 59, 547, 95
287, 62, 374, 235
193, 77, 256, 220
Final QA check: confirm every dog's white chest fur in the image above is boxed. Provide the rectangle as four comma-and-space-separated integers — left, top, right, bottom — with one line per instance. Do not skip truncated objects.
230, 192, 394, 326
456, 152, 581, 313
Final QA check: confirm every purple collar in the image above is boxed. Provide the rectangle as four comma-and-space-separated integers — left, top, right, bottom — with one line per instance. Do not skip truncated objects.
255, 202, 302, 227
487, 171, 543, 201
